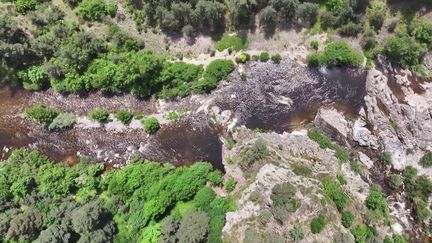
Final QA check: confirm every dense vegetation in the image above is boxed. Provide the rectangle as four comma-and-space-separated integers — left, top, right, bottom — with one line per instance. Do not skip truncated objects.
0, 149, 234, 242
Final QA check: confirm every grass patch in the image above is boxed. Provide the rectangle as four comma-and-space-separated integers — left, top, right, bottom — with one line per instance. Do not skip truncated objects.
215, 34, 247, 52
307, 129, 334, 149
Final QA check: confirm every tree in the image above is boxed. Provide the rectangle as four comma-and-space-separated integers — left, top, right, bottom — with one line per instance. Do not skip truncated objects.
159, 216, 179, 243
176, 211, 210, 243
194, 187, 216, 211
368, 1, 386, 32
196, 0, 225, 26
270, 0, 299, 20
384, 35, 425, 68
71, 201, 107, 234
34, 224, 73, 243
6, 209, 43, 242
260, 6, 278, 32
297, 2, 319, 25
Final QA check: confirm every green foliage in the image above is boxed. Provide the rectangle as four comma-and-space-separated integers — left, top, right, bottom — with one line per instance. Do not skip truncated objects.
384, 35, 425, 68
335, 147, 350, 163
19, 66, 48, 91
89, 108, 109, 122
339, 22, 363, 37
215, 35, 247, 52
235, 53, 250, 63
260, 52, 270, 62
164, 111, 179, 121
78, 0, 116, 21
307, 41, 363, 67
114, 110, 133, 125
307, 129, 334, 149
207, 170, 223, 186
368, 2, 386, 31
351, 224, 374, 243
194, 187, 216, 211
341, 211, 354, 228
337, 174, 347, 185
388, 174, 403, 190
15, 0, 37, 13
311, 40, 319, 50
25, 104, 60, 125
322, 180, 349, 211
143, 116, 160, 134
412, 20, 432, 45
420, 151, 432, 167
326, 0, 348, 15
380, 152, 392, 165
48, 113, 76, 130
270, 182, 299, 222
240, 138, 269, 169
193, 59, 234, 94
271, 54, 282, 64
225, 178, 236, 192
260, 6, 277, 31
365, 186, 389, 218
310, 214, 326, 234
288, 222, 304, 242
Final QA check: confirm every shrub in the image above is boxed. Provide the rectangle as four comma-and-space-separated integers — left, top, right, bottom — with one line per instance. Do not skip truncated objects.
288, 223, 304, 242
115, 110, 133, 125
164, 111, 179, 121
193, 59, 235, 94
307, 129, 334, 149
271, 54, 282, 64
384, 36, 425, 68
368, 2, 386, 31
310, 214, 326, 234
310, 40, 319, 50
143, 117, 160, 134
308, 41, 363, 67
259, 52, 270, 62
89, 108, 109, 122
207, 171, 223, 186
322, 180, 349, 211
78, 0, 115, 21
362, 30, 378, 50
25, 104, 60, 125
326, 0, 347, 15
240, 139, 269, 169
251, 55, 259, 61
380, 152, 392, 165
235, 53, 250, 63
365, 186, 389, 218
225, 178, 236, 192
215, 35, 247, 52
15, 0, 37, 13
412, 20, 432, 45
341, 211, 354, 228
420, 152, 432, 167
339, 22, 363, 37
19, 66, 48, 91
297, 2, 319, 24
389, 174, 403, 190
351, 225, 374, 243
48, 113, 76, 130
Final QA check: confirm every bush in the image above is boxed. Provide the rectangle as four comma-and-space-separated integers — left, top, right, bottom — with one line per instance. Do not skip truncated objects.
420, 152, 432, 167
380, 152, 392, 165
361, 30, 378, 50
115, 110, 133, 125
339, 22, 363, 37
341, 211, 354, 228
368, 2, 386, 31
78, 0, 115, 21
15, 0, 37, 13
389, 175, 403, 190
384, 35, 425, 68
235, 53, 250, 63
89, 108, 109, 122
143, 117, 160, 134
271, 54, 282, 64
259, 52, 270, 62
310, 214, 326, 234
48, 113, 76, 130
307, 41, 363, 67
193, 59, 235, 94
288, 223, 304, 242
322, 180, 349, 211
215, 35, 247, 52
412, 20, 432, 45
351, 225, 374, 243
225, 178, 236, 192
25, 104, 60, 125
365, 186, 389, 218
19, 66, 48, 91
207, 171, 223, 186
310, 40, 319, 50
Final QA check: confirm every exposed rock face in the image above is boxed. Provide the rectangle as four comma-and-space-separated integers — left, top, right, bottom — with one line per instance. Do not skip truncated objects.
314, 108, 351, 145
362, 67, 432, 170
